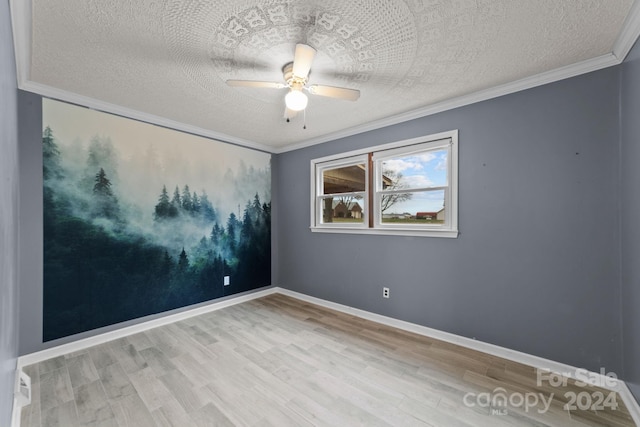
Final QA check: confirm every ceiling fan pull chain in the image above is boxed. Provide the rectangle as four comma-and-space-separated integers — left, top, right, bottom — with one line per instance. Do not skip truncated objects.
303, 109, 307, 130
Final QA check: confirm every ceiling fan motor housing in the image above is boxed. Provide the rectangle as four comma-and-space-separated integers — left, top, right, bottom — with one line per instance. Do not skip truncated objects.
283, 62, 307, 89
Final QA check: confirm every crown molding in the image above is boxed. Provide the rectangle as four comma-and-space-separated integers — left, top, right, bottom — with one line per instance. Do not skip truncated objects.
9, 0, 277, 154
9, 0, 275, 154
10, 0, 640, 155
20, 81, 276, 154
9, 0, 30, 89
614, 0, 640, 60
274, 52, 620, 153
276, 0, 640, 153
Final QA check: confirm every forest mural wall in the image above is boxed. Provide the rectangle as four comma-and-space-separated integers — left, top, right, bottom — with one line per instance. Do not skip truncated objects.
42, 99, 271, 341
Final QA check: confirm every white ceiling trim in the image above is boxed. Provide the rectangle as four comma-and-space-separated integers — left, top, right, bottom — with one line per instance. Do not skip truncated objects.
614, 0, 640, 60
9, 0, 273, 153
19, 80, 274, 153
9, 0, 30, 89
275, 52, 620, 153
10, 0, 640, 155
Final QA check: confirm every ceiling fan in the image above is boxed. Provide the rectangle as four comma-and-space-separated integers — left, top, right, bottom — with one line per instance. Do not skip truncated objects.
226, 44, 360, 121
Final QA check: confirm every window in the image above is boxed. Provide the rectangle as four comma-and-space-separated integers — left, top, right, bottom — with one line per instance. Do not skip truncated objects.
315, 155, 368, 227
310, 130, 458, 237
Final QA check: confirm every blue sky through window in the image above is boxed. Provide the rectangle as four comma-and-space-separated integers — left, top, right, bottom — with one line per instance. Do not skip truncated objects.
381, 149, 448, 214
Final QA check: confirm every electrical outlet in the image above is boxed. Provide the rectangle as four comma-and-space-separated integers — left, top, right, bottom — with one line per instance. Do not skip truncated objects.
383, 287, 390, 298
224, 276, 230, 286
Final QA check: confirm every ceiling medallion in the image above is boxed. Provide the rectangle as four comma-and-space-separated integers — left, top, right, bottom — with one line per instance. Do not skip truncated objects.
211, 4, 377, 81
162, 1, 507, 105
163, 1, 417, 95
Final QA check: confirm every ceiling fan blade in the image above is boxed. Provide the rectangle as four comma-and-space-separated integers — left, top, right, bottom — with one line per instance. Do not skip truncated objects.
226, 80, 286, 89
292, 44, 316, 78
308, 85, 360, 101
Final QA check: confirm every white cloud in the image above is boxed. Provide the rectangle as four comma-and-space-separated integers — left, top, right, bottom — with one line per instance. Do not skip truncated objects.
435, 153, 448, 171
405, 174, 434, 188
383, 153, 437, 173
383, 158, 418, 173
415, 153, 437, 163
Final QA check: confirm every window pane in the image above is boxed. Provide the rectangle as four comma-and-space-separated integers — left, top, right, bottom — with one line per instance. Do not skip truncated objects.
380, 190, 445, 224
322, 163, 366, 194
320, 195, 365, 224
380, 149, 447, 190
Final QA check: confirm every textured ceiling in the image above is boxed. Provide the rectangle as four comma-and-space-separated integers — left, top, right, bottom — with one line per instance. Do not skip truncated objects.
19, 0, 638, 151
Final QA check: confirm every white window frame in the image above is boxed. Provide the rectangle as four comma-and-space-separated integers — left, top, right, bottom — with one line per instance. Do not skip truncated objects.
312, 154, 369, 229
310, 130, 458, 238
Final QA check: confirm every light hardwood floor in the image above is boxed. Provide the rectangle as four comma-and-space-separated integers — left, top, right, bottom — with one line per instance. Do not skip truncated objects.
19, 293, 636, 426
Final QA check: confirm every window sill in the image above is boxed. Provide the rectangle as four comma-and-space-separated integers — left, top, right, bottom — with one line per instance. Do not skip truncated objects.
310, 226, 459, 238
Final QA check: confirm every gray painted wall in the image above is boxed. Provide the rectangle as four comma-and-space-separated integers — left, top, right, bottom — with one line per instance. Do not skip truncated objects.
0, 0, 19, 424
621, 39, 640, 401
277, 67, 623, 374
17, 92, 275, 355
11, 22, 639, 404
18, 91, 43, 357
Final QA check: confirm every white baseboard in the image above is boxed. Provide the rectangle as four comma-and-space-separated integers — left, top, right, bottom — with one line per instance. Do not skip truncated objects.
11, 397, 21, 427
276, 288, 640, 425
17, 287, 277, 369
12, 288, 274, 427
14, 286, 640, 426
620, 382, 640, 425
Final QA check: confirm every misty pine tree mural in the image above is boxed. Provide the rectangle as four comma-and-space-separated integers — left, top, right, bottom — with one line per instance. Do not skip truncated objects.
42, 99, 271, 341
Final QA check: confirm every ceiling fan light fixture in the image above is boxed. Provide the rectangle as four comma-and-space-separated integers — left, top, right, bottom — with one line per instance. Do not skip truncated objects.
227, 44, 358, 116
285, 89, 308, 111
